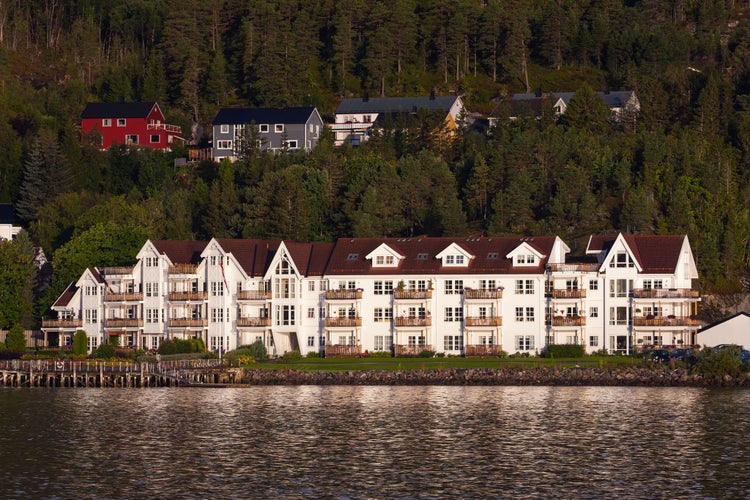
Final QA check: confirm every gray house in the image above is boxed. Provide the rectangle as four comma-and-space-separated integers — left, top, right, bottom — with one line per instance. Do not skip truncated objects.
212, 106, 324, 161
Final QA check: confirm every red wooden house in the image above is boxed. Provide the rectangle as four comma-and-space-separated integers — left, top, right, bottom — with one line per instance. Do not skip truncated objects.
81, 102, 183, 150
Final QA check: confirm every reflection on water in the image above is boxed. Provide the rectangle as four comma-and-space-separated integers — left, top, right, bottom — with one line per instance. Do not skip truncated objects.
1, 386, 749, 498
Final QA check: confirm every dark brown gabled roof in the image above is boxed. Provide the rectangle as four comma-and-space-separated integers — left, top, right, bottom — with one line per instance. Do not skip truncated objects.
52, 282, 78, 308
89, 267, 105, 283
285, 241, 335, 277
587, 234, 686, 273
216, 239, 282, 278
325, 236, 557, 276
152, 240, 208, 265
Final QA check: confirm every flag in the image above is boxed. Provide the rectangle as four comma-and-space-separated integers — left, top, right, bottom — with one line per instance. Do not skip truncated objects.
219, 257, 230, 295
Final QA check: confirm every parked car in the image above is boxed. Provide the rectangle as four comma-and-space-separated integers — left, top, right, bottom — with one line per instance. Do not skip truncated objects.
644, 349, 670, 363
669, 348, 696, 364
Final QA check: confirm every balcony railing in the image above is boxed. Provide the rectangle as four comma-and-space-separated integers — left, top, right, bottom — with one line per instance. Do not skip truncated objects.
237, 290, 272, 301
464, 289, 503, 300
633, 316, 702, 327
329, 121, 373, 131
168, 291, 208, 301
325, 344, 361, 358
549, 316, 586, 327
632, 289, 701, 299
42, 319, 83, 328
394, 317, 432, 327
548, 289, 587, 299
465, 316, 502, 327
167, 318, 208, 328
99, 266, 134, 276
325, 290, 363, 300
395, 345, 433, 357
326, 317, 362, 328
237, 317, 271, 327
105, 318, 142, 328
547, 263, 600, 273
394, 290, 433, 300
147, 123, 181, 133
105, 292, 142, 302
465, 345, 503, 357
168, 264, 198, 275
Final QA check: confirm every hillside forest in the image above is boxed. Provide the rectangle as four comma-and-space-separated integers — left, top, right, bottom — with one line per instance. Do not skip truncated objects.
1, 0, 750, 329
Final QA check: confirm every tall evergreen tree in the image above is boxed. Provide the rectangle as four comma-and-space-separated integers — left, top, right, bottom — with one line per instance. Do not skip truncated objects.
16, 135, 71, 224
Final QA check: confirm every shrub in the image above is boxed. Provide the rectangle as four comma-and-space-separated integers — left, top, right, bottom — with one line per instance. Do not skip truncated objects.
418, 349, 435, 358
693, 345, 743, 378
91, 343, 116, 359
543, 344, 585, 358
306, 351, 322, 358
73, 330, 88, 356
367, 351, 392, 358
497, 350, 508, 358
5, 324, 26, 351
247, 340, 267, 360
279, 350, 303, 362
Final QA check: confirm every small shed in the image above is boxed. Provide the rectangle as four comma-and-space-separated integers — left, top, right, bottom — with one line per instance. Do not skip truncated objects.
696, 312, 750, 348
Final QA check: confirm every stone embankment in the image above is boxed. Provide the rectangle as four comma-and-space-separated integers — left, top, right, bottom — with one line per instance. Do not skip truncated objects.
241, 367, 750, 387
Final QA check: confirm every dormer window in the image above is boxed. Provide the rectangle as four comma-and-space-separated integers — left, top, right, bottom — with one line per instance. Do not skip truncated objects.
487, 252, 498, 259
609, 251, 635, 268
347, 253, 359, 261
417, 253, 428, 260
375, 255, 394, 265
514, 253, 537, 266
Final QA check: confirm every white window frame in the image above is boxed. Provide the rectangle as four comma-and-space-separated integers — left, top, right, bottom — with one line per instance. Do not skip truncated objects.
275, 124, 284, 133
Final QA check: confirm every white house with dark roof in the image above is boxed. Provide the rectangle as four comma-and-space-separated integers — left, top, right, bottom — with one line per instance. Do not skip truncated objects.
332, 95, 465, 146
212, 106, 324, 161
696, 312, 750, 349
42, 233, 700, 356
0, 204, 22, 241
505, 90, 640, 123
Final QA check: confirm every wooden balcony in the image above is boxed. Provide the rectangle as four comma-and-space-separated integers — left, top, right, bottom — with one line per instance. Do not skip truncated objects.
394, 316, 432, 327
550, 316, 586, 327
326, 317, 362, 327
168, 263, 198, 275
105, 292, 142, 302
465, 345, 503, 357
99, 266, 134, 276
464, 289, 503, 300
168, 291, 208, 301
394, 290, 433, 300
237, 290, 272, 301
549, 289, 587, 299
632, 289, 701, 299
633, 316, 702, 327
105, 318, 142, 328
395, 345, 433, 357
325, 290, 363, 300
325, 344, 361, 358
547, 263, 600, 273
167, 318, 208, 328
237, 317, 271, 327
465, 316, 502, 326
42, 319, 83, 329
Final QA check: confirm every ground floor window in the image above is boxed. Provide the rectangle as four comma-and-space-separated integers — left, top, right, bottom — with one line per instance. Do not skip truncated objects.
307, 336, 315, 347
408, 335, 425, 347
443, 335, 463, 351
374, 335, 392, 351
515, 335, 534, 351
87, 336, 98, 351
589, 336, 598, 347
478, 335, 494, 345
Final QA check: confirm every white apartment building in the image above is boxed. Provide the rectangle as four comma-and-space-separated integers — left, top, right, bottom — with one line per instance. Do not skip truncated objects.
42, 234, 701, 356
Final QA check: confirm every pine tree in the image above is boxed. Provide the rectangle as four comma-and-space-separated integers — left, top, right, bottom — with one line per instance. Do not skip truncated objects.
16, 135, 71, 224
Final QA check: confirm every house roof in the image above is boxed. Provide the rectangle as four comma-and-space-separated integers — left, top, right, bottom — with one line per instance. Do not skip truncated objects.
81, 102, 159, 119
212, 107, 317, 125
216, 239, 281, 277
336, 96, 460, 116
0, 204, 19, 225
324, 236, 557, 276
52, 282, 78, 308
698, 312, 750, 333
587, 234, 686, 273
152, 240, 207, 265
509, 90, 636, 109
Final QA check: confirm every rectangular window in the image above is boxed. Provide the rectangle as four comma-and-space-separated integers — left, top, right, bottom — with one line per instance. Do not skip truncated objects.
220, 124, 229, 134
444, 335, 463, 351
516, 307, 524, 322
150, 134, 160, 143
259, 124, 269, 133
217, 140, 232, 149
445, 280, 454, 294
654, 280, 663, 289
589, 336, 599, 347
444, 307, 454, 322
525, 280, 534, 294
525, 307, 535, 322
285, 140, 298, 149
515, 280, 524, 294
374, 281, 383, 295
126, 134, 138, 144
515, 336, 535, 351
117, 118, 126, 127
211, 282, 224, 296
276, 305, 295, 326
307, 336, 315, 347
527, 254, 536, 264
609, 306, 629, 325
589, 280, 598, 290
275, 124, 284, 133
102, 118, 112, 127
590, 306, 599, 318
307, 307, 315, 319
446, 255, 454, 264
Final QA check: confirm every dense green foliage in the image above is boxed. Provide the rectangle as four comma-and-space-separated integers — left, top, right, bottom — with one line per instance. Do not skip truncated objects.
72, 330, 88, 356
91, 343, 117, 359
0, 234, 36, 329
3, 1, 750, 324
4, 324, 27, 351
158, 338, 206, 355
543, 344, 586, 358
693, 345, 746, 378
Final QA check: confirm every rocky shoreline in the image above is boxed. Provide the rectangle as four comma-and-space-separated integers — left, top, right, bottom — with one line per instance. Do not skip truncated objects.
240, 366, 750, 387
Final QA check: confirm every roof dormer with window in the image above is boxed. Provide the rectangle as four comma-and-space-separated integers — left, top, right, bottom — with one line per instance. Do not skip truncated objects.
436, 243, 473, 267
366, 243, 404, 268
506, 241, 545, 267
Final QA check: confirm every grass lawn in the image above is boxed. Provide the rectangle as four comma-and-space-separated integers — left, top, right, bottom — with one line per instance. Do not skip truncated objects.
248, 355, 642, 372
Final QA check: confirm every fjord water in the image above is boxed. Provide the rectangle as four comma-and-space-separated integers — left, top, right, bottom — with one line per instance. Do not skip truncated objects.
1, 386, 748, 499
